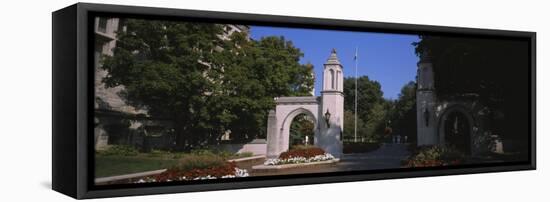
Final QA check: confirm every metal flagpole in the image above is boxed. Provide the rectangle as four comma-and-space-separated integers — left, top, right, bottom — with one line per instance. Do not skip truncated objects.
354, 47, 358, 143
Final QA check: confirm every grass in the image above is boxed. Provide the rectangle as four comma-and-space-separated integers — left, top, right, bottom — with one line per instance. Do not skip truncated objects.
95, 150, 255, 178
95, 155, 178, 178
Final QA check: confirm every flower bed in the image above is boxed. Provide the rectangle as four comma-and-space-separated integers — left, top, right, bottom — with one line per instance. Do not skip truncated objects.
402, 146, 464, 167
264, 147, 335, 166
135, 162, 249, 183
133, 153, 250, 183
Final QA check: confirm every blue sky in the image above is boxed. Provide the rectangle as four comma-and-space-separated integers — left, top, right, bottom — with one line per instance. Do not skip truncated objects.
250, 26, 420, 100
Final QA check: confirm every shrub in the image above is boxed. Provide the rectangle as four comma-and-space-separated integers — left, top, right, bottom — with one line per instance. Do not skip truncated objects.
403, 146, 464, 167
190, 149, 216, 156
192, 148, 235, 158
279, 147, 326, 160
154, 162, 239, 182
236, 152, 254, 158
181, 162, 237, 179
174, 153, 226, 172
216, 150, 234, 159
146, 149, 173, 158
97, 145, 139, 156
134, 149, 253, 182
290, 145, 316, 150
171, 152, 187, 159
190, 148, 253, 159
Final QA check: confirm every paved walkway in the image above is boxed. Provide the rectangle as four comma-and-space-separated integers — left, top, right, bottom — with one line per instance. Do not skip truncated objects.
250, 143, 411, 176
332, 143, 411, 171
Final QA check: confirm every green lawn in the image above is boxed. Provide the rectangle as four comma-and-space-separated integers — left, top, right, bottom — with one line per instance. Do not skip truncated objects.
95, 155, 178, 178
94, 146, 255, 178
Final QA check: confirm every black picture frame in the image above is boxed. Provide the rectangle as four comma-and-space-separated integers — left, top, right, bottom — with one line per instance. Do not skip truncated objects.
52, 3, 536, 199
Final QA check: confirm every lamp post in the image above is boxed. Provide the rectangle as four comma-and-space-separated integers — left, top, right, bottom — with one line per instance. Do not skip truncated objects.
324, 109, 331, 128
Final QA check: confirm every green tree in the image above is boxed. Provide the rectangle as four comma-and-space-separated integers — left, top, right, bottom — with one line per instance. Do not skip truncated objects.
289, 114, 315, 146
365, 102, 387, 141
101, 19, 314, 149
387, 81, 417, 142
343, 110, 368, 142
218, 35, 314, 142
342, 76, 386, 142
102, 19, 230, 150
343, 76, 384, 121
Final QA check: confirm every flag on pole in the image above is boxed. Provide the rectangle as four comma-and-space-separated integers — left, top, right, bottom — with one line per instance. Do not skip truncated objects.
354, 47, 358, 60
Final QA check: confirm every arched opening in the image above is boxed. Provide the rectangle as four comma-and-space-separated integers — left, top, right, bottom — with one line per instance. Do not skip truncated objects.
330, 69, 335, 89
289, 114, 315, 148
439, 108, 472, 155
336, 70, 340, 90
278, 107, 318, 153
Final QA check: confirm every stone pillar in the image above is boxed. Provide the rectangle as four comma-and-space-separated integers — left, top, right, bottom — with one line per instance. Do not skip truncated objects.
93, 117, 109, 150
266, 110, 279, 158
416, 49, 438, 146
318, 49, 344, 158
279, 126, 290, 154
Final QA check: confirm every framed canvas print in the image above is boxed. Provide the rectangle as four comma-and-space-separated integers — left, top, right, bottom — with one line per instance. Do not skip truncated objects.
52, 3, 536, 199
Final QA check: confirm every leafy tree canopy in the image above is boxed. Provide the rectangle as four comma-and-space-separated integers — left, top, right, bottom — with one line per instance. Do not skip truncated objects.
342, 76, 386, 142
101, 19, 313, 150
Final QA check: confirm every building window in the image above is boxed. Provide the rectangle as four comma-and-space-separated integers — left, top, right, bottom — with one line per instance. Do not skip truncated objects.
98, 18, 108, 33
330, 69, 335, 89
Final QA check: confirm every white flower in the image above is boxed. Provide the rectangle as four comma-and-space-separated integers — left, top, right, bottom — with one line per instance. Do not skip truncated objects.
263, 153, 335, 165
264, 158, 281, 165
133, 166, 249, 183
234, 168, 249, 177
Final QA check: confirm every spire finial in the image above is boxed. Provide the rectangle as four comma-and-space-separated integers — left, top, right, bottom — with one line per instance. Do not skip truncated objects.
325, 48, 341, 66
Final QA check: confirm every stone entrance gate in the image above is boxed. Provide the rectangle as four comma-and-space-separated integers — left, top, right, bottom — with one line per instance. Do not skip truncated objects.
266, 49, 344, 158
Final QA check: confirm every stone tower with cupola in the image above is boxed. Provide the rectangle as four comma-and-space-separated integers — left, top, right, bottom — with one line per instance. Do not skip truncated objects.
416, 49, 438, 145
319, 48, 344, 157
265, 49, 344, 159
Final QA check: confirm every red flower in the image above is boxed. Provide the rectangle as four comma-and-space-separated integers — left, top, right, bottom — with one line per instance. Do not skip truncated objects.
279, 147, 326, 160
152, 162, 238, 182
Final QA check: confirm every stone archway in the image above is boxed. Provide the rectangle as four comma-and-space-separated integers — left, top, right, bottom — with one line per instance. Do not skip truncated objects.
281, 108, 318, 148
437, 105, 475, 155
265, 49, 344, 159
266, 97, 320, 158
288, 114, 315, 147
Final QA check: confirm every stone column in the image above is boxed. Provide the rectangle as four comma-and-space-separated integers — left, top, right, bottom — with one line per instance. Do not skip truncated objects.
266, 110, 279, 158
94, 117, 109, 150
416, 49, 438, 146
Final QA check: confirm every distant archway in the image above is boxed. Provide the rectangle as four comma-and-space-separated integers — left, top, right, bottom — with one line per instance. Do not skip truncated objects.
289, 114, 315, 147
438, 106, 474, 155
